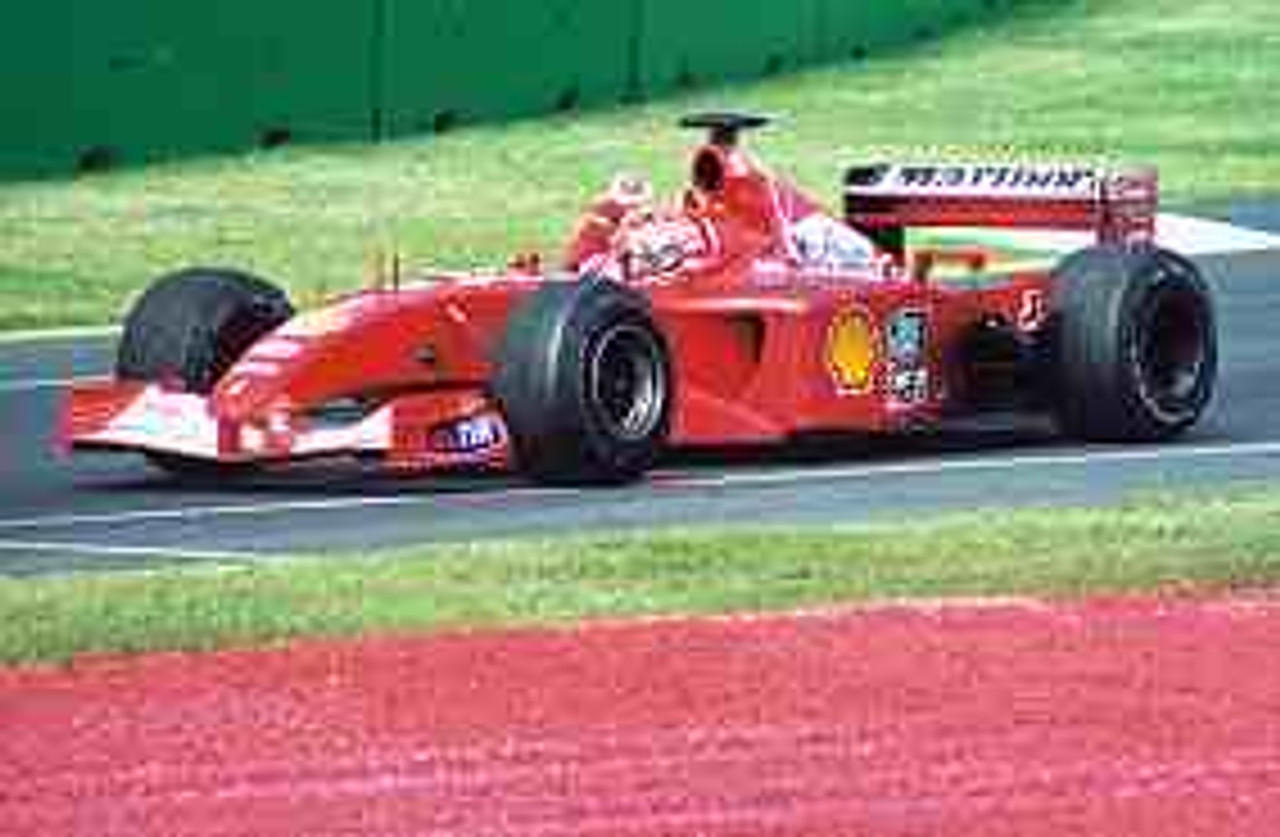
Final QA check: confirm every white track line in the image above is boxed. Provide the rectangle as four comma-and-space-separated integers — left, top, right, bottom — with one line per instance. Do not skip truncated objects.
0, 539, 262, 563
0, 496, 430, 533
0, 486, 578, 534
0, 326, 118, 346
670, 439, 1280, 490
0, 376, 101, 395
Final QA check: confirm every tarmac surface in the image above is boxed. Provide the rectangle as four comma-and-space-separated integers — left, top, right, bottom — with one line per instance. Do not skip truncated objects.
0, 245, 1278, 576
4, 595, 1280, 835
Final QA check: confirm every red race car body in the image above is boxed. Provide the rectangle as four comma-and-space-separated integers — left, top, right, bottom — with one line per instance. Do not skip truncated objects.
60, 114, 1216, 483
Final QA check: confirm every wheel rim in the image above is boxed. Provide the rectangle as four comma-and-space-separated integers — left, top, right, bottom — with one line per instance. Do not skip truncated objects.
587, 321, 667, 442
1135, 278, 1210, 419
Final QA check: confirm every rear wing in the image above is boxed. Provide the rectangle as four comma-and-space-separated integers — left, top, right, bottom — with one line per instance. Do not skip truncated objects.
844, 162, 1157, 258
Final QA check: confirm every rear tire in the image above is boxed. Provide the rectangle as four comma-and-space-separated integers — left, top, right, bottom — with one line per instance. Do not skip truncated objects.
492, 277, 672, 485
116, 266, 294, 477
1050, 245, 1216, 441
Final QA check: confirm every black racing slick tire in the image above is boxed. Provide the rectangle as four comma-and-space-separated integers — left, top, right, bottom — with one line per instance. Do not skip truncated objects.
1050, 245, 1217, 442
492, 277, 673, 485
116, 266, 295, 476
117, 266, 294, 394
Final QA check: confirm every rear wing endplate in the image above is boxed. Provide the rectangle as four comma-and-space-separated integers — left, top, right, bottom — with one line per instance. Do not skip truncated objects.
844, 162, 1157, 257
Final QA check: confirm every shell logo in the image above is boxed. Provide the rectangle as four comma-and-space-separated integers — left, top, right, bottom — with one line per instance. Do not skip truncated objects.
826, 308, 876, 394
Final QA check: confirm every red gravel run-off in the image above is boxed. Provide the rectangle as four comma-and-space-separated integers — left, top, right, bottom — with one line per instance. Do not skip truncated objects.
3, 596, 1280, 836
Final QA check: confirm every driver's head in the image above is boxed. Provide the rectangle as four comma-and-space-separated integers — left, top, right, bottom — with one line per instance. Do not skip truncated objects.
606, 173, 653, 212
565, 173, 656, 273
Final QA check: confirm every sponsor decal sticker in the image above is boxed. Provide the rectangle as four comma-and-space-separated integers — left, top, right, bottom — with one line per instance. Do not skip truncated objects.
1017, 289, 1049, 331
886, 310, 927, 365
826, 308, 876, 395
885, 309, 930, 406
431, 414, 505, 455
849, 163, 1100, 199
889, 368, 930, 405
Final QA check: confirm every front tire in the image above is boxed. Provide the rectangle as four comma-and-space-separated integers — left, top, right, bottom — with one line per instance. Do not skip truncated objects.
116, 266, 295, 477
1050, 245, 1216, 441
492, 277, 672, 485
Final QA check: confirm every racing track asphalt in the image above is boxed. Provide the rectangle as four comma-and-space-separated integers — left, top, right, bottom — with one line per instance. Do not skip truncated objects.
1, 245, 1278, 577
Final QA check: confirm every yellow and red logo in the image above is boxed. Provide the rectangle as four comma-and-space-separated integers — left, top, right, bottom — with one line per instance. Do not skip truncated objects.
826, 308, 876, 394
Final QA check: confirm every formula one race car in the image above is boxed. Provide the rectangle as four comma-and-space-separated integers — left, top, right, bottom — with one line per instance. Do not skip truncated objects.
61, 113, 1217, 484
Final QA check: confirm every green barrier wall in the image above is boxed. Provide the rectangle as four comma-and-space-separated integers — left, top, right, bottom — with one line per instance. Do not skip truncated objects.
3, 1, 376, 176
0, 0, 1017, 179
382, 0, 635, 135
811, 0, 1002, 62
636, 0, 810, 94
1, 2, 76, 177
69, 1, 376, 167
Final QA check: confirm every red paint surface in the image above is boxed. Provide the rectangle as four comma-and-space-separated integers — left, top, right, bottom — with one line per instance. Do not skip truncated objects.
4, 596, 1280, 835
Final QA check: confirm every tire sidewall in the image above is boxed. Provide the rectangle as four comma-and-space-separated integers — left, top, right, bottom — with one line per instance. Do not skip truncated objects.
1051, 245, 1216, 441
494, 277, 672, 484
574, 297, 672, 474
1120, 252, 1216, 432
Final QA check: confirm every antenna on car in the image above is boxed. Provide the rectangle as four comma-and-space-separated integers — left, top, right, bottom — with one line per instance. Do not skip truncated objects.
367, 247, 403, 293
678, 112, 772, 149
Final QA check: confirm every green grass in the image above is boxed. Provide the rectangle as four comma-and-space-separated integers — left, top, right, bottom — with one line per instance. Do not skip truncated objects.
4, 489, 1280, 666
0, 0, 1277, 330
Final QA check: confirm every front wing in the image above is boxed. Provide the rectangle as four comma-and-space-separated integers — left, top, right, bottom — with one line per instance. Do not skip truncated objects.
59, 380, 512, 471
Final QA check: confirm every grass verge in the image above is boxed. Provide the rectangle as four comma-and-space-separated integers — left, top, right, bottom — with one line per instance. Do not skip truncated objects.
0, 0, 1277, 330
3, 489, 1279, 666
